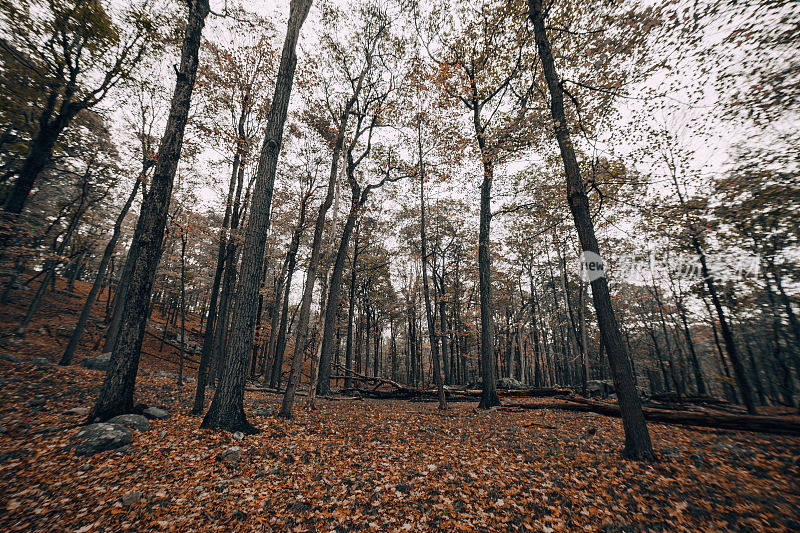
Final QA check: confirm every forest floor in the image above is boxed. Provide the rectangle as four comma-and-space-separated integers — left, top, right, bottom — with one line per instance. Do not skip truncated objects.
1, 280, 799, 532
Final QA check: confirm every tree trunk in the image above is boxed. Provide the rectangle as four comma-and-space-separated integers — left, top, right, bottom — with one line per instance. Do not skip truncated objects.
17, 172, 92, 336
344, 227, 360, 390
178, 229, 187, 385
675, 293, 706, 395
90, 0, 210, 422
530, 0, 654, 459
202, 0, 312, 432
3, 109, 70, 213
474, 111, 500, 409
278, 188, 315, 417
418, 127, 446, 409
280, 115, 348, 417
316, 199, 359, 396
191, 131, 245, 412
691, 234, 756, 413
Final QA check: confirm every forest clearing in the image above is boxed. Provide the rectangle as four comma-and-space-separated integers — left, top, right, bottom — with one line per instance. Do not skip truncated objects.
1, 0, 798, 531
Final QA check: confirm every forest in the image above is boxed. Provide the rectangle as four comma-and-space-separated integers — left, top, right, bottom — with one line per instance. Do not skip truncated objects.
0, 0, 798, 531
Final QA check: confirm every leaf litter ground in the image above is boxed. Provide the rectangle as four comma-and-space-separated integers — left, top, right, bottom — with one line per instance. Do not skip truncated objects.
1, 359, 798, 532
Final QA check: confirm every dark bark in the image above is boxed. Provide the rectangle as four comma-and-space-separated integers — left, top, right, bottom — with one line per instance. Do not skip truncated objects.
316, 148, 400, 395
269, 262, 291, 389
691, 233, 756, 413
89, 0, 210, 422
344, 226, 360, 390
202, 0, 312, 432
3, 100, 74, 213
474, 106, 500, 409
674, 293, 707, 395
210, 159, 247, 383
178, 228, 187, 385
530, 0, 654, 459
280, 119, 347, 415
316, 195, 360, 396
17, 167, 93, 336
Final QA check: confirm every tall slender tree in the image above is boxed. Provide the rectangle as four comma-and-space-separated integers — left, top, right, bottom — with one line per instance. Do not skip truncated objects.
202, 0, 313, 432
529, 0, 654, 460
88, 0, 210, 422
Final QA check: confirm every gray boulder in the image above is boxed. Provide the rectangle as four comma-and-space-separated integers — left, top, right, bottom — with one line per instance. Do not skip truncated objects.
69, 423, 132, 456
82, 352, 112, 371
217, 446, 242, 464
65, 407, 90, 416
108, 414, 150, 432
30, 357, 52, 366
142, 406, 169, 419
586, 379, 615, 397
497, 377, 525, 390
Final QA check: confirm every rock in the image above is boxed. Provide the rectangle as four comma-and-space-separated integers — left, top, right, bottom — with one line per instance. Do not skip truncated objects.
30, 357, 52, 366
69, 423, 132, 456
0, 353, 19, 363
232, 431, 244, 441
142, 407, 169, 419
65, 407, 90, 416
497, 377, 525, 390
81, 352, 112, 371
217, 446, 242, 464
586, 379, 615, 397
122, 490, 142, 505
108, 414, 150, 432
158, 430, 167, 440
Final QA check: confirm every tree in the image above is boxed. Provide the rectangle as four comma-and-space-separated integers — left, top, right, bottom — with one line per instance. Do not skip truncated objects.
416, 115, 446, 409
59, 174, 140, 365
202, 0, 313, 433
191, 13, 276, 412
88, 0, 210, 422
0, 0, 161, 214
281, 0, 390, 416
529, 0, 654, 460
419, 0, 537, 408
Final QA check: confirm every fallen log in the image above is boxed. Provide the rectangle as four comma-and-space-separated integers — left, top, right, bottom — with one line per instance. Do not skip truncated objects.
450, 388, 572, 399
332, 364, 410, 391
504, 398, 800, 436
